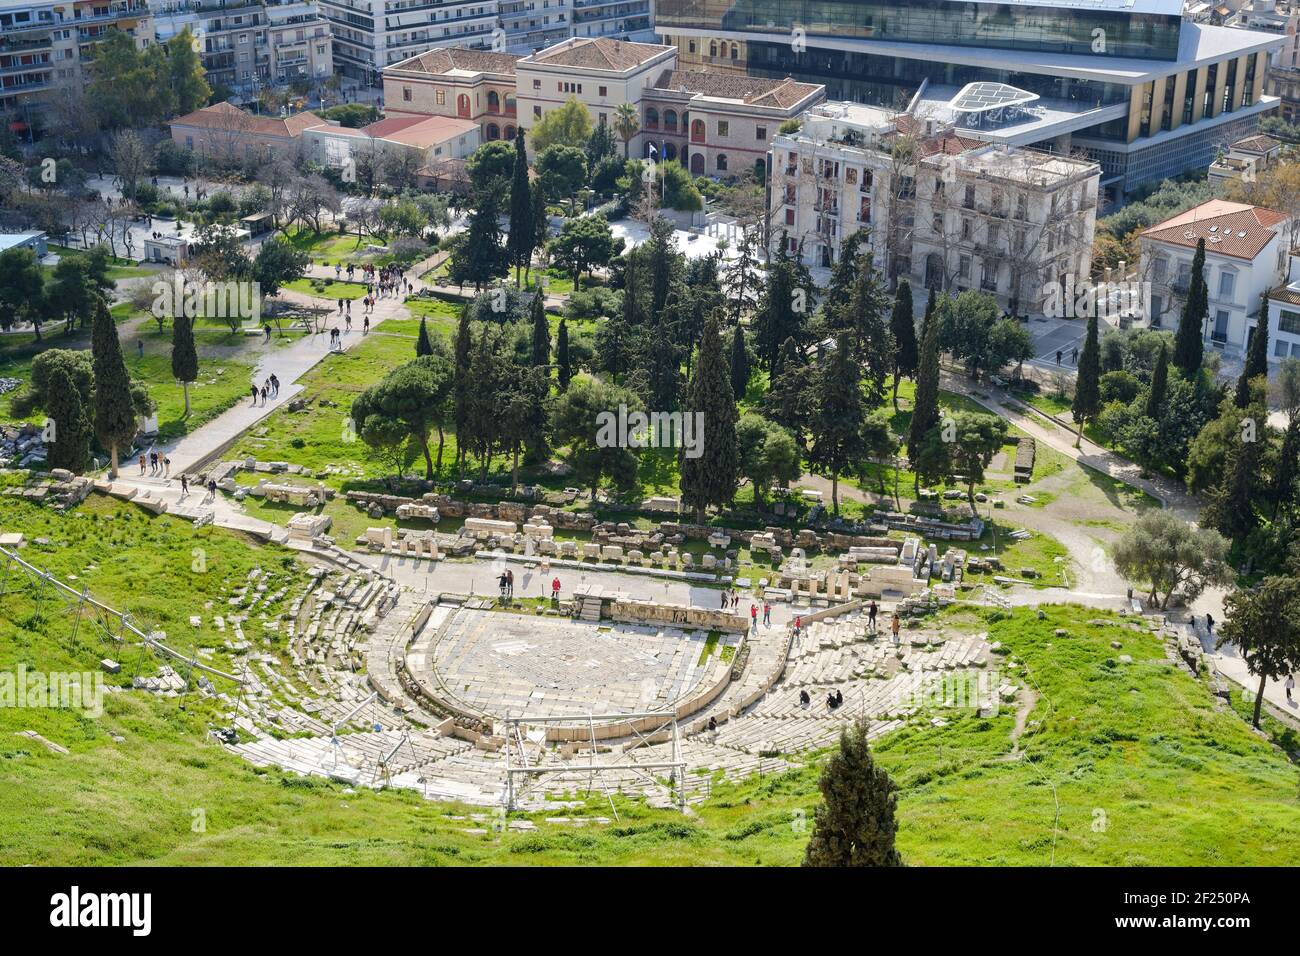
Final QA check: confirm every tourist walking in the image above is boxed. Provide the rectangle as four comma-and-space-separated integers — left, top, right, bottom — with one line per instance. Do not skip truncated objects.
363, 315, 370, 335
506, 569, 514, 598
251, 384, 259, 406
749, 604, 757, 629
138, 454, 146, 475
163, 456, 171, 477
868, 600, 878, 632
551, 576, 561, 599
1286, 673, 1295, 705
179, 474, 188, 497
762, 602, 771, 626
890, 611, 901, 645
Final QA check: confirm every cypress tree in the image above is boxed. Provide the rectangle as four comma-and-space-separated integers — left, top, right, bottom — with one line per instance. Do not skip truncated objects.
802, 719, 903, 867
45, 365, 90, 474
889, 278, 918, 409
170, 312, 198, 417
90, 297, 136, 478
680, 313, 739, 523
415, 314, 433, 357
1145, 342, 1169, 419
908, 296, 942, 485
1071, 313, 1101, 448
556, 318, 572, 392
1173, 237, 1206, 376
729, 322, 749, 401
807, 331, 868, 514
506, 126, 534, 286
529, 292, 549, 367
452, 307, 472, 475
529, 180, 548, 281
1234, 293, 1270, 408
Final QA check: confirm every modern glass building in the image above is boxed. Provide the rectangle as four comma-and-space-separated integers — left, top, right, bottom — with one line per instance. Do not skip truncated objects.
656, 0, 1285, 198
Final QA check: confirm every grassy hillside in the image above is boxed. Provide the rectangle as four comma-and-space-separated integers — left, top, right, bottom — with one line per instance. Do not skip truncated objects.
1, 493, 1297, 865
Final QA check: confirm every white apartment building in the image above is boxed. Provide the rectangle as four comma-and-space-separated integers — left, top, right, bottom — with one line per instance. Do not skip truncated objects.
150, 0, 333, 101
911, 143, 1100, 314
770, 100, 1101, 314
1139, 199, 1292, 358
1264, 251, 1300, 362
319, 0, 650, 86
1208, 132, 1284, 189
0, 0, 154, 131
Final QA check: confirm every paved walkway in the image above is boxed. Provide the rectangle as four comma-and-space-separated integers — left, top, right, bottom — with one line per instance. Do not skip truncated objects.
141, 280, 419, 474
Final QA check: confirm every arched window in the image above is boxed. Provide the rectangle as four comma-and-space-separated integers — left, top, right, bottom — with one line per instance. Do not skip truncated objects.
664, 142, 677, 161
716, 153, 728, 172
486, 123, 500, 140
504, 93, 516, 115
730, 43, 739, 60
487, 90, 500, 113
690, 118, 705, 142
663, 109, 677, 132
690, 152, 705, 175
504, 125, 516, 141
457, 94, 470, 118
645, 106, 659, 129
709, 41, 717, 57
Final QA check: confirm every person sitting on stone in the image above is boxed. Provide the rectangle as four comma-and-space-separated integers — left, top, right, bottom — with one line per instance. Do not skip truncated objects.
799, 689, 810, 707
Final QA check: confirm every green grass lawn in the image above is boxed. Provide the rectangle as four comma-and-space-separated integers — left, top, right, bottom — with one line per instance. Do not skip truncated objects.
0, 499, 1294, 868
284, 278, 369, 301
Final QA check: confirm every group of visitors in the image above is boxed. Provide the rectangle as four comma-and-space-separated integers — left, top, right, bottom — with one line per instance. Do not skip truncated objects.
138, 452, 171, 477
249, 374, 280, 406
498, 569, 515, 599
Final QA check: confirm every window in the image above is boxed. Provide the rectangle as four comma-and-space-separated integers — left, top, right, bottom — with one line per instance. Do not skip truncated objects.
533, 105, 542, 118
717, 121, 729, 137
963, 184, 975, 209
961, 218, 972, 240
716, 153, 728, 172
959, 255, 971, 279
1218, 271, 1236, 300
756, 126, 766, 141
932, 212, 943, 234
403, 86, 412, 102
1280, 309, 1300, 335
533, 78, 541, 89
436, 89, 445, 105
785, 207, 795, 226
598, 86, 606, 97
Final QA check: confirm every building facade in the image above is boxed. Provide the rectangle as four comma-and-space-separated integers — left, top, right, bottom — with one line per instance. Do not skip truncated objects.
1208, 131, 1283, 188
151, 0, 334, 102
656, 0, 1285, 200
319, 0, 650, 86
1139, 198, 1292, 358
383, 45, 520, 141
0, 0, 154, 131
1265, 250, 1300, 362
169, 99, 323, 162
770, 101, 1100, 314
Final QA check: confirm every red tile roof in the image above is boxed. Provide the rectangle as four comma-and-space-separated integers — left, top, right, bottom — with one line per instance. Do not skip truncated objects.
527, 37, 671, 71
390, 47, 520, 77
171, 101, 322, 138
650, 70, 821, 109
1141, 199, 1289, 261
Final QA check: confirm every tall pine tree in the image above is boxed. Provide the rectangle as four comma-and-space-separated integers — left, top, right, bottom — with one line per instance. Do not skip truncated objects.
452, 307, 473, 475
1145, 342, 1169, 419
889, 278, 918, 410
802, 719, 903, 867
91, 297, 136, 478
907, 295, 942, 491
415, 314, 433, 357
1071, 313, 1100, 448
807, 332, 869, 514
1234, 292, 1270, 408
171, 312, 198, 417
506, 126, 534, 286
556, 318, 572, 392
729, 322, 749, 401
680, 313, 739, 523
529, 291, 550, 367
1173, 237, 1207, 376
45, 365, 90, 474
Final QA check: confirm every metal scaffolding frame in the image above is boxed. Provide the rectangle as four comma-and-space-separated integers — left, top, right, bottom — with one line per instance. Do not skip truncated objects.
503, 709, 688, 813
0, 544, 243, 687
